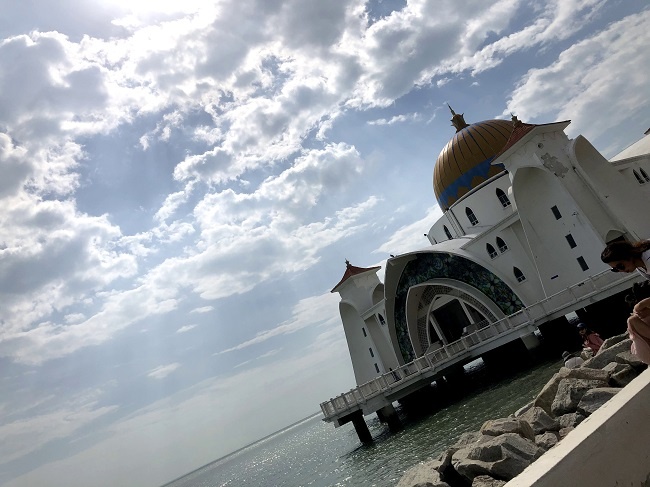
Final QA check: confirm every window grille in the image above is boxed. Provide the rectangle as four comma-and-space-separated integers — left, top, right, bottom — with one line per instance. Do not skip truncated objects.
496, 237, 508, 253
496, 188, 511, 207
486, 243, 498, 259
466, 207, 479, 226
514, 267, 526, 282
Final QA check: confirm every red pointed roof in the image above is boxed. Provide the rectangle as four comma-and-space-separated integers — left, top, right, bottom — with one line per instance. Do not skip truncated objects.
331, 260, 381, 293
492, 117, 537, 161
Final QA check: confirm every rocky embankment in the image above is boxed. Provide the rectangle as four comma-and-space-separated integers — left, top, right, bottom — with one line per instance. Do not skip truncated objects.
396, 334, 647, 487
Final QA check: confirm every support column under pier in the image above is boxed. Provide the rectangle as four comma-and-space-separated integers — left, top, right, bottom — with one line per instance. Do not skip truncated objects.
349, 410, 372, 443
376, 404, 402, 433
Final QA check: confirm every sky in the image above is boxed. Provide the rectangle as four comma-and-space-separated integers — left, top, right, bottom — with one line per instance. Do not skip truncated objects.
1, 0, 649, 486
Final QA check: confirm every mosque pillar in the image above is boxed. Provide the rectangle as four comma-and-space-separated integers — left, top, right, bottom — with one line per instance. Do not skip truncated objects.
350, 411, 373, 443
376, 404, 402, 433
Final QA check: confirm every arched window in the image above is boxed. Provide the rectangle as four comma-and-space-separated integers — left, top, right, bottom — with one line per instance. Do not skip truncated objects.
641, 168, 650, 182
634, 170, 645, 184
514, 267, 526, 282
496, 237, 508, 253
466, 207, 478, 226
444, 225, 452, 240
496, 188, 511, 207
486, 243, 498, 259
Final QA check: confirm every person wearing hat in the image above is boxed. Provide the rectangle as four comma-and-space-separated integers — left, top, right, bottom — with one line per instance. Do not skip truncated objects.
562, 351, 584, 369
577, 322, 603, 355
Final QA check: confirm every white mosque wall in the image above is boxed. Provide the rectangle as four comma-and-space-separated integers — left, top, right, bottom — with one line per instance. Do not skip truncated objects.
569, 135, 650, 241
364, 312, 399, 373
335, 273, 382, 313
339, 301, 386, 385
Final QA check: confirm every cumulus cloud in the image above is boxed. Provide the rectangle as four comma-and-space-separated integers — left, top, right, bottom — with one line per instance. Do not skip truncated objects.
505, 9, 650, 154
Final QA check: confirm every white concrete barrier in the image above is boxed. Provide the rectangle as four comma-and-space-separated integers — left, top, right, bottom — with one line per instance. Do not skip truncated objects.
506, 368, 650, 487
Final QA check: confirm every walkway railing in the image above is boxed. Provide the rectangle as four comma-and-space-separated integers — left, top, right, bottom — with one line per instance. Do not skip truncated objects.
320, 270, 635, 421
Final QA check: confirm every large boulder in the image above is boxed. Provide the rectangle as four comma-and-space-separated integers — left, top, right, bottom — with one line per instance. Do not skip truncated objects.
577, 387, 621, 416
535, 431, 559, 450
519, 407, 559, 434
472, 475, 507, 486
582, 339, 632, 369
598, 333, 629, 351
616, 351, 648, 371
452, 433, 544, 483
480, 418, 535, 441
396, 459, 450, 487
557, 412, 586, 429
602, 363, 638, 387
533, 367, 610, 416
551, 378, 608, 416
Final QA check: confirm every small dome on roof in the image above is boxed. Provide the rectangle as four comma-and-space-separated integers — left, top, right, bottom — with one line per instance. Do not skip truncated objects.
433, 109, 513, 210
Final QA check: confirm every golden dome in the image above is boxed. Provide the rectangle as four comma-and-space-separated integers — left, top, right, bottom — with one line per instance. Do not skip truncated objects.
433, 118, 514, 210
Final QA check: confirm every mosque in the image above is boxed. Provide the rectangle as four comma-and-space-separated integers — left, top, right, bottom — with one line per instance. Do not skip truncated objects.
329, 107, 650, 394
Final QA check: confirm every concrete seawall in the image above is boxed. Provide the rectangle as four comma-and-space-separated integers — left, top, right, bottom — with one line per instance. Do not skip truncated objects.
507, 368, 650, 487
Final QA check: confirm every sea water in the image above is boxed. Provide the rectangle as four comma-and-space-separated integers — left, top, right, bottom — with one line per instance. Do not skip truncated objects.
164, 359, 560, 487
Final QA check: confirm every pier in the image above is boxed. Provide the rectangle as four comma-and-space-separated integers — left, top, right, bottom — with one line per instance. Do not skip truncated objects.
320, 270, 637, 442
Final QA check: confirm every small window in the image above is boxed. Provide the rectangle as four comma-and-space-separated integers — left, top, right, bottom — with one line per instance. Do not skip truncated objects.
577, 256, 589, 271
565, 234, 577, 249
496, 237, 508, 253
374, 363, 380, 373
634, 170, 645, 184
466, 207, 479, 226
514, 267, 526, 282
369, 348, 374, 357
496, 188, 511, 207
378, 314, 386, 326
486, 243, 498, 259
641, 168, 650, 182
362, 327, 367, 337
551, 206, 562, 219
444, 225, 452, 240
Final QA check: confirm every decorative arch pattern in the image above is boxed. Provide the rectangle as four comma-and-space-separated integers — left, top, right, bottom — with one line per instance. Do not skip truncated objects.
394, 252, 524, 362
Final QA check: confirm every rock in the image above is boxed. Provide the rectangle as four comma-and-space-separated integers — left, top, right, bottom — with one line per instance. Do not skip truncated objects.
472, 475, 507, 486
452, 433, 544, 482
608, 364, 638, 387
519, 407, 559, 434
582, 340, 631, 369
535, 431, 559, 450
616, 351, 648, 371
480, 418, 535, 441
533, 367, 609, 416
558, 426, 574, 439
557, 412, 586, 429
396, 459, 450, 487
577, 387, 621, 416
551, 378, 608, 416
513, 401, 534, 418
452, 431, 484, 449
598, 333, 629, 351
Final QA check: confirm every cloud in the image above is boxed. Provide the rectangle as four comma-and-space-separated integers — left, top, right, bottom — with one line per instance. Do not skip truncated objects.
190, 306, 213, 314
374, 206, 443, 255
504, 9, 650, 155
176, 324, 197, 334
147, 363, 181, 379
216, 292, 340, 354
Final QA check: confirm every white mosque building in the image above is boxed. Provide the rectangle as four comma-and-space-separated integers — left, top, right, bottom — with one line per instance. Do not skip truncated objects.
331, 108, 650, 388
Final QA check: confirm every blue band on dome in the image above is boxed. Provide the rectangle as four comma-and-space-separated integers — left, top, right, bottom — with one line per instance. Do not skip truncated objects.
437, 158, 504, 209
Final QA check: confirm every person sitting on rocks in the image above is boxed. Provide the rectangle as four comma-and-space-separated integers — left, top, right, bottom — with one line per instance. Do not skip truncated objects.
562, 351, 584, 369
577, 322, 603, 355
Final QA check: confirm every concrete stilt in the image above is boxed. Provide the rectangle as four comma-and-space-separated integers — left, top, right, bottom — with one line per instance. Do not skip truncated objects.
350, 411, 372, 443
377, 404, 402, 433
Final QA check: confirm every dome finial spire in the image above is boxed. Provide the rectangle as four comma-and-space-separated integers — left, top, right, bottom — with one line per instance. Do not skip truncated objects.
447, 103, 469, 132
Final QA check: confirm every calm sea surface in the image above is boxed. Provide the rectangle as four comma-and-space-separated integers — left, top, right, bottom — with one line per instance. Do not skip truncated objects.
164, 359, 560, 487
